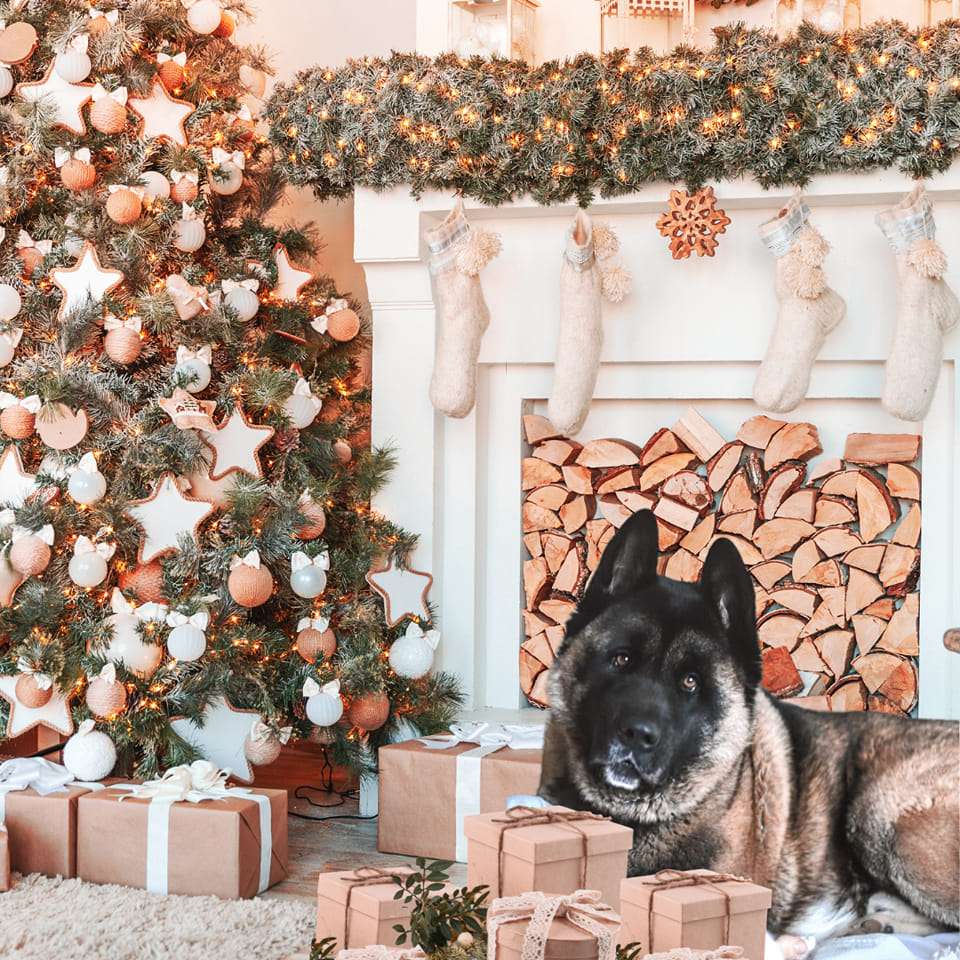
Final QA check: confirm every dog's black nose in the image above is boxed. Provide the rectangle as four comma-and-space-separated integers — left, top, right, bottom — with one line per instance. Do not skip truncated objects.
620, 720, 660, 751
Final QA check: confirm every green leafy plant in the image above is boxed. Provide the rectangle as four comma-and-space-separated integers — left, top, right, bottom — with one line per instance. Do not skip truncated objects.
393, 858, 489, 953
311, 937, 339, 960
617, 944, 645, 960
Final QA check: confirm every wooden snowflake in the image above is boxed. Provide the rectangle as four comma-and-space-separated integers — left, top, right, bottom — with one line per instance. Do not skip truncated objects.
656, 186, 731, 260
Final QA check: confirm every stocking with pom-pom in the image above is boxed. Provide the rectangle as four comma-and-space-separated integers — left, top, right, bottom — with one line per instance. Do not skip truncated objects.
876, 183, 959, 421
753, 196, 845, 413
547, 211, 631, 436
425, 199, 501, 418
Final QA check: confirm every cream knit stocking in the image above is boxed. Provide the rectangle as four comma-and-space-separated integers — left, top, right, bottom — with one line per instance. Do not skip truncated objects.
426, 199, 501, 418
876, 184, 960, 421
547, 210, 630, 436
753, 196, 845, 413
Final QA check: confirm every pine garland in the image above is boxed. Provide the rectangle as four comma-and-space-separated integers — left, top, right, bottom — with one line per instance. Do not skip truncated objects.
267, 20, 960, 205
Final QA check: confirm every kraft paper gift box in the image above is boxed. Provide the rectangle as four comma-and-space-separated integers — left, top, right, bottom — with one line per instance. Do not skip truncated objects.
77, 784, 288, 899
378, 722, 543, 862
619, 870, 772, 960
465, 806, 632, 909
0, 824, 10, 892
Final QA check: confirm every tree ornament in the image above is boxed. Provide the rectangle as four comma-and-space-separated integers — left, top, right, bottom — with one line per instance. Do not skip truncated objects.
103, 588, 166, 677
16, 229, 53, 276
0, 286, 21, 324
366, 559, 433, 627
239, 63, 266, 98
69, 535, 115, 587
159, 388, 217, 432
56, 147, 96, 191
63, 719, 116, 781
324, 299, 361, 342
49, 242, 123, 321
0, 66, 12, 98
172, 203, 206, 252
55, 34, 91, 83
170, 696, 260, 784
126, 473, 215, 563
128, 80, 194, 147
139, 170, 170, 200
214, 9, 236, 38
119, 560, 165, 603
222, 278, 260, 321
35, 403, 88, 450
290, 550, 328, 599
273, 244, 312, 301
67, 452, 107, 505
166, 275, 211, 321
157, 50, 187, 91
165, 608, 208, 661
656, 186, 731, 260
0, 392, 40, 438
303, 678, 343, 727
347, 690, 390, 731
388, 621, 440, 679
199, 405, 274, 479
9, 524, 54, 575
228, 549, 274, 607
0, 19, 38, 65
295, 616, 336, 663
174, 344, 213, 392
89, 83, 128, 134
283, 377, 322, 429
243, 719, 290, 767
14, 662, 53, 708
16, 63, 92, 135
333, 440, 353, 464
87, 8, 119, 36
103, 314, 143, 365
0, 328, 23, 367
231, 104, 256, 139
169, 169, 199, 203
209, 147, 244, 196
296, 491, 326, 539
183, 0, 223, 35
0, 672, 73, 738
0, 444, 38, 507
86, 662, 126, 718
106, 185, 143, 224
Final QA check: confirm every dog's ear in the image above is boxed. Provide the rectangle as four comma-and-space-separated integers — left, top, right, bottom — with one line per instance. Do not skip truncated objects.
700, 537, 762, 687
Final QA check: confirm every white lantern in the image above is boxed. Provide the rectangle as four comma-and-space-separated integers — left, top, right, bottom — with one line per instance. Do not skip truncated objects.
0, 284, 22, 322
290, 551, 328, 599
186, 0, 222, 34
282, 378, 322, 429
388, 622, 440, 680
140, 170, 171, 200
63, 719, 116, 781
448, 0, 539, 61
69, 536, 114, 588
67, 452, 107, 505
304, 678, 343, 726
166, 609, 208, 662
223, 279, 260, 321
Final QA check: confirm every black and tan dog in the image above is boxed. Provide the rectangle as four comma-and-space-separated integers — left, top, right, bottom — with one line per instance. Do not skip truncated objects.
540, 510, 959, 947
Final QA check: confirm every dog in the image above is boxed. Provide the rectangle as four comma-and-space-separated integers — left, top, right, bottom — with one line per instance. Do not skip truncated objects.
539, 510, 959, 949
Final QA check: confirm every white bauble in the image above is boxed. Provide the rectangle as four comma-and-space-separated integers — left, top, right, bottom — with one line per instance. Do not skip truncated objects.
140, 170, 171, 200
239, 64, 266, 98
209, 162, 243, 196
306, 690, 343, 726
55, 49, 92, 83
388, 633, 435, 680
174, 357, 212, 393
290, 565, 326, 599
173, 217, 206, 252
105, 613, 163, 677
0, 284, 22, 322
167, 623, 206, 661
186, 0, 222, 33
68, 467, 107, 505
63, 725, 117, 781
0, 334, 18, 368
282, 392, 320, 429
0, 67, 13, 99
69, 551, 108, 587
224, 286, 259, 322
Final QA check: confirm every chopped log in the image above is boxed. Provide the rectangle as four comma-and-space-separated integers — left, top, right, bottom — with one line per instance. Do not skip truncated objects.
853, 651, 906, 694
737, 415, 787, 449
819, 470, 860, 499
776, 488, 818, 523
762, 646, 804, 697
523, 609, 555, 638
584, 519, 612, 572
828, 676, 867, 711
863, 597, 896, 620
943, 629, 960, 653
791, 538, 822, 582
539, 596, 576, 625
656, 519, 685, 552
672, 408, 725, 461
809, 457, 844, 482
528, 484, 572, 512
654, 496, 700, 532
799, 599, 845, 638
769, 584, 818, 618
545, 624, 566, 655
617, 489, 656, 513
808, 674, 831, 696
814, 529, 862, 561
523, 532, 543, 559
522, 631, 555, 668
852, 614, 887, 655
562, 464, 595, 495
707, 443, 744, 493
819, 585, 847, 619
799, 559, 844, 587
842, 543, 885, 574
755, 587, 774, 618
856, 470, 898, 542
816, 630, 856, 678
523, 414, 561, 445
586, 522, 616, 572
845, 568, 884, 621
662, 470, 712, 512
523, 501, 561, 533
523, 557, 550, 609
699, 533, 763, 566
640, 428, 684, 466
814, 495, 857, 528
639, 453, 698, 492
664, 548, 704, 583
844, 433, 921, 465
656, 555, 668, 577
717, 509, 757, 538
542, 532, 573, 574
520, 646, 546, 699
867, 695, 907, 717
596, 467, 640, 496
879, 545, 919, 594
560, 495, 595, 534
522, 457, 562, 491
793, 695, 832, 712
754, 518, 816, 560
890, 503, 921, 548
885, 463, 921, 501
793, 638, 828, 673
751, 560, 792, 592
534, 438, 582, 466
575, 438, 639, 468
720, 470, 758, 515
599, 494, 633, 529
765, 422, 822, 471
528, 669, 550, 708
877, 593, 919, 656
680, 513, 715, 555
760, 463, 805, 521
554, 542, 588, 595
877, 659, 918, 713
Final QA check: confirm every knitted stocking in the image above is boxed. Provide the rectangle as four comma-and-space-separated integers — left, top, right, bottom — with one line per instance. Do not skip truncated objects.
876, 184, 960, 421
753, 197, 845, 413
547, 211, 630, 436
426, 199, 501, 419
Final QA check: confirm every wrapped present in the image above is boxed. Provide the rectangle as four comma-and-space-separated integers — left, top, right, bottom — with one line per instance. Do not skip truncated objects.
0, 823, 10, 892
488, 889, 621, 960
337, 947, 427, 960
620, 870, 772, 960
316, 865, 421, 949
466, 805, 632, 908
378, 722, 543, 861
77, 761, 287, 899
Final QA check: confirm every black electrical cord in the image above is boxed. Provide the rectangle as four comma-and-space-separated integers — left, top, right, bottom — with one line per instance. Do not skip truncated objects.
287, 747, 379, 822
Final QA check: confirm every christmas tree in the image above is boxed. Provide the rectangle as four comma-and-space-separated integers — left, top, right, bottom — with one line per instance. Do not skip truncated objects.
0, 0, 460, 782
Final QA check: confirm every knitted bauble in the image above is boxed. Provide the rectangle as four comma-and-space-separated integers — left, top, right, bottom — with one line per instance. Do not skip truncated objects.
228, 563, 274, 607
86, 675, 127, 718
15, 673, 52, 708
106, 188, 142, 225
1, 405, 35, 439
244, 732, 281, 766
214, 9, 236, 37
333, 440, 352, 464
326, 306, 361, 342
170, 177, 198, 204
87, 13, 112, 35
10, 535, 51, 575
19, 246, 44, 276
295, 626, 336, 664
173, 216, 206, 253
347, 691, 390, 731
297, 500, 326, 540
89, 97, 127, 134
63, 725, 116, 781
157, 60, 185, 92
104, 326, 142, 365
60, 158, 96, 191
119, 561, 165, 603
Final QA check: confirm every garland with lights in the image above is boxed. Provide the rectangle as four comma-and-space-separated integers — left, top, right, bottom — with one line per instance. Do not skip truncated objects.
267, 20, 960, 206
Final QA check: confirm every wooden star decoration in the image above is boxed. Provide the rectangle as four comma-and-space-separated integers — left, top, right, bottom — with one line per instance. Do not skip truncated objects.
16, 62, 93, 135
199, 406, 275, 480
159, 388, 217, 431
125, 472, 215, 563
128, 81, 195, 148
0, 444, 38, 507
170, 696, 260, 784
50, 242, 124, 321
366, 559, 433, 628
655, 186, 731, 260
273, 244, 312, 302
0, 675, 74, 739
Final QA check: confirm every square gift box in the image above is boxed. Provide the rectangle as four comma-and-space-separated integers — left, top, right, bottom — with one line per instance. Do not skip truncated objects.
620, 870, 772, 960
0, 824, 10, 892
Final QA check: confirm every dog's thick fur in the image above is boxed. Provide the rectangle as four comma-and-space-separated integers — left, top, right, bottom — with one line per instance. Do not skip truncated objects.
540, 510, 959, 940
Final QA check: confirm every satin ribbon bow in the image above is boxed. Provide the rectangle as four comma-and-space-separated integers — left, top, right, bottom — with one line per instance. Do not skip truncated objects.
325, 298, 349, 316
234, 104, 254, 123
297, 616, 329, 633
249, 719, 292, 745
17, 230, 53, 255
109, 184, 145, 200
175, 344, 213, 365
136, 600, 169, 623
404, 620, 440, 650
165, 609, 209, 631
15, 658, 53, 691
90, 662, 118, 684
91, 83, 128, 106
60, 34, 90, 55
212, 147, 245, 170
157, 51, 187, 66
170, 169, 199, 185
111, 588, 134, 614
291, 550, 329, 574
178, 202, 200, 221
419, 721, 546, 752
303, 677, 339, 699
104, 314, 142, 332
12, 524, 54, 545
310, 315, 328, 334
121, 760, 230, 803
230, 549, 262, 570
222, 278, 259, 294
0, 393, 41, 413
54, 147, 92, 168
89, 8, 120, 24
73, 535, 116, 561
0, 757, 76, 797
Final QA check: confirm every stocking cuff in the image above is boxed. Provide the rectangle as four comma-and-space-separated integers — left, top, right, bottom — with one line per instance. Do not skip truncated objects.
564, 211, 595, 273
760, 196, 810, 258
426, 201, 472, 275
876, 184, 935, 253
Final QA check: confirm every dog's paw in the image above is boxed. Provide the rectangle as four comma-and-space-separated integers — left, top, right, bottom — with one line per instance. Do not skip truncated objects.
859, 892, 942, 937
770, 934, 816, 959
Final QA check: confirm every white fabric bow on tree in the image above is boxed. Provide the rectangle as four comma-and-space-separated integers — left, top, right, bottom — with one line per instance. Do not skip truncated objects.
249, 719, 292, 745
230, 549, 262, 570
157, 50, 187, 66
179, 202, 200, 221
17, 230, 53, 255
91, 83, 128, 105
234, 104, 254, 123
170, 169, 199, 185
303, 677, 339, 698
90, 662, 118, 684
109, 184, 145, 200
111, 588, 137, 615
136, 600, 169, 623
0, 393, 41, 412
176, 344, 213, 365
12, 524, 54, 545
89, 8, 119, 24
405, 621, 440, 650
73, 535, 116, 560
222, 278, 259, 294
291, 550, 329, 573
104, 314, 142, 332
54, 147, 92, 168
165, 609, 209, 631
297, 616, 330, 633
212, 147, 245, 170
15, 657, 52, 690
59, 33, 90, 55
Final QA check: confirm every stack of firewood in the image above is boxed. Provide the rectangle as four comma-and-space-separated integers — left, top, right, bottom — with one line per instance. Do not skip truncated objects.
521, 408, 921, 715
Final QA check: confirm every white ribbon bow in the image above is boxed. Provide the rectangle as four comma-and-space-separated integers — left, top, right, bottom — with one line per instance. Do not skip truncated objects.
325, 298, 349, 316
60, 34, 90, 55
297, 616, 329, 633
0, 757, 77, 798
404, 621, 441, 651
76, 718, 99, 737
90, 662, 118, 684
303, 677, 339, 699
165, 609, 209, 631
222, 278, 259, 294
89, 9, 120, 24
291, 377, 318, 400
104, 314, 142, 332
73, 535, 116, 560
291, 550, 329, 574
15, 658, 53, 691
212, 147, 245, 170
309, 315, 328, 334
12, 524, 54, 545
136, 601, 169, 623
0, 393, 41, 413
178, 202, 200, 221
250, 719, 292, 745
170, 169, 199, 185
91, 83, 128, 106
54, 147, 92, 168
419, 721, 546, 752
234, 105, 254, 123
157, 51, 187, 66
120, 760, 229, 803
176, 344, 213, 365
230, 549, 261, 570
17, 230, 53, 255
109, 184, 145, 200
110, 587, 136, 615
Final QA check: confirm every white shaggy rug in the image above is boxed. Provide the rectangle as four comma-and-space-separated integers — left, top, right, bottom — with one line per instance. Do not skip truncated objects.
0, 874, 315, 960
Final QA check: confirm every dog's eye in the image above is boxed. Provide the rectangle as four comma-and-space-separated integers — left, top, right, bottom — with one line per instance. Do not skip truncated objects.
610, 651, 631, 670
680, 672, 700, 693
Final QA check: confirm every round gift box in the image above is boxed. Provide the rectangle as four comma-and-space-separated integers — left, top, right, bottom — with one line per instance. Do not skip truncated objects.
497, 915, 615, 960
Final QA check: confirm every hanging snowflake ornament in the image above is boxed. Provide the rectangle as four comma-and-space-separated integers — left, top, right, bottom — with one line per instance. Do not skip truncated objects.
655, 186, 731, 260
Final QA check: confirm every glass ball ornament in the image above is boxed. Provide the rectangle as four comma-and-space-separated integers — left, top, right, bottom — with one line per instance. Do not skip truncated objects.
209, 162, 243, 196
0, 284, 22, 322
283, 391, 321, 429
174, 356, 212, 393
69, 549, 108, 587
186, 0, 223, 34
63, 722, 117, 781
105, 613, 163, 677
167, 623, 206, 661
305, 688, 343, 727
68, 466, 107, 505
224, 285, 259, 322
290, 564, 326, 599
55, 47, 92, 83
388, 631, 436, 680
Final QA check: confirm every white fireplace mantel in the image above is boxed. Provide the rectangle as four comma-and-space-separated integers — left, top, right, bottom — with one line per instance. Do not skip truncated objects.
357, 171, 960, 722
